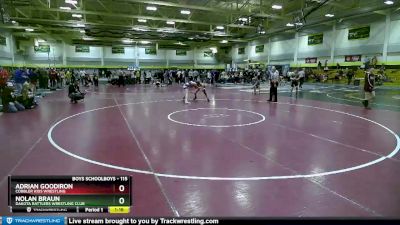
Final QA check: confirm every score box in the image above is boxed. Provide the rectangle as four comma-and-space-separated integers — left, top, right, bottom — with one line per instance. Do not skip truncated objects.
8, 176, 132, 213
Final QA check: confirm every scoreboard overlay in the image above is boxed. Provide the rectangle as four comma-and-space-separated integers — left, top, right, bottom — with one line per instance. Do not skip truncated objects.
8, 176, 132, 214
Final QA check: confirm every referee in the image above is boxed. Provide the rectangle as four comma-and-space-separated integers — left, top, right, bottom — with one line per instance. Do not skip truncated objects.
268, 66, 279, 102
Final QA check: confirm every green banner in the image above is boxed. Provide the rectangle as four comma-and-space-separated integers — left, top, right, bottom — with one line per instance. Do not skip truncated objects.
348, 26, 370, 40
238, 47, 245, 55
204, 50, 213, 57
308, 33, 323, 45
176, 49, 187, 56
34, 44, 50, 53
0, 35, 6, 46
255, 45, 264, 53
112, 46, 125, 54
145, 47, 157, 55
75, 45, 90, 53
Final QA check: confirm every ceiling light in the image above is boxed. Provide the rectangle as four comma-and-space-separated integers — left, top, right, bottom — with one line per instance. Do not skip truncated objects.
213, 31, 228, 36
59, 6, 71, 10
325, 13, 335, 17
140, 40, 150, 44
384, 0, 394, 4
260, 30, 266, 34
175, 42, 186, 45
79, 30, 85, 33
37, 39, 46, 43
188, 37, 194, 40
180, 10, 191, 15
146, 6, 157, 11
138, 19, 147, 23
76, 23, 85, 27
220, 40, 228, 44
216, 25, 224, 30
25, 28, 34, 32
166, 21, 175, 25
133, 26, 150, 32
65, 0, 77, 4
272, 4, 283, 9
295, 22, 303, 26
72, 14, 82, 18
239, 17, 248, 22
122, 39, 134, 44
83, 37, 94, 41
286, 23, 295, 27
11, 20, 16, 24
157, 27, 177, 33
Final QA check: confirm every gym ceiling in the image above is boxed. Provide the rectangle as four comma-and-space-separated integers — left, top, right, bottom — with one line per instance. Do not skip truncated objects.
0, 0, 399, 49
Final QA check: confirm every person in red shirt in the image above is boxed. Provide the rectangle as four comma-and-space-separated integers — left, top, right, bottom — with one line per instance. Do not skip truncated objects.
49, 69, 58, 89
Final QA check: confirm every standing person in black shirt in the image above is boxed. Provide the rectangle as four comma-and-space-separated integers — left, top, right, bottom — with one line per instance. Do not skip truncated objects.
118, 71, 125, 87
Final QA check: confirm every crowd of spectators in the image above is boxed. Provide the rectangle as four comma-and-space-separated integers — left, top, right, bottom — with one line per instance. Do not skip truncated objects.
0, 63, 395, 113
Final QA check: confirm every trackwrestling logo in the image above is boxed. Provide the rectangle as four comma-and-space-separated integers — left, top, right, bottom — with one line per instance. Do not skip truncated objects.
2, 217, 65, 225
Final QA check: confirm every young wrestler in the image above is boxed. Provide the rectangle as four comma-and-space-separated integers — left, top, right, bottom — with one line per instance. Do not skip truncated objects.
182, 81, 196, 104
193, 81, 210, 102
289, 70, 299, 95
182, 81, 210, 104
252, 74, 261, 95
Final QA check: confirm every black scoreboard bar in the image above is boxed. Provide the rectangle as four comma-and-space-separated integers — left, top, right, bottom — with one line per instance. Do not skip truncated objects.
8, 176, 132, 214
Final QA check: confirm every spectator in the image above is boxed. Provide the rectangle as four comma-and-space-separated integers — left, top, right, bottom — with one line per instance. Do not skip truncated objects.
65, 70, 72, 85
298, 68, 305, 88
346, 68, 355, 85
324, 60, 329, 72
14, 68, 29, 94
93, 73, 99, 87
371, 56, 378, 68
49, 69, 58, 90
364, 56, 371, 70
16, 81, 37, 109
362, 68, 375, 109
68, 81, 85, 104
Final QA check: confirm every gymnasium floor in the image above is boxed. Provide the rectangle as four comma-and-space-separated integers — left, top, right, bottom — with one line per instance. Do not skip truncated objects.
0, 83, 399, 217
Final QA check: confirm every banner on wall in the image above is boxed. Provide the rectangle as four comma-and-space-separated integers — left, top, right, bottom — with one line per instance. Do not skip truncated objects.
176, 49, 187, 56
345, 55, 362, 62
238, 47, 245, 55
255, 45, 264, 53
0, 35, 6, 46
145, 47, 157, 55
204, 50, 213, 57
34, 44, 50, 53
348, 26, 370, 40
308, 33, 323, 45
112, 46, 125, 54
305, 57, 318, 63
75, 45, 90, 53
